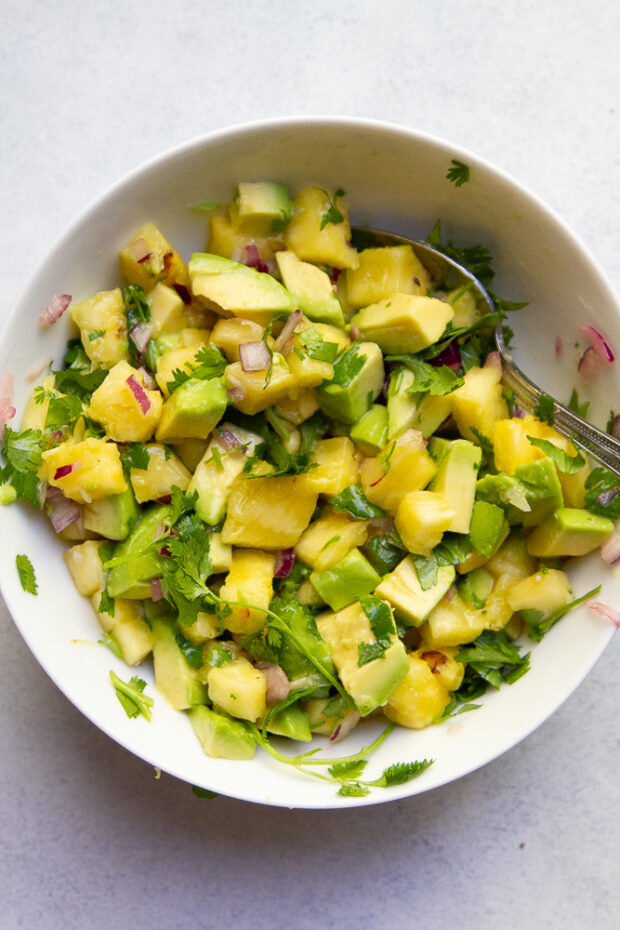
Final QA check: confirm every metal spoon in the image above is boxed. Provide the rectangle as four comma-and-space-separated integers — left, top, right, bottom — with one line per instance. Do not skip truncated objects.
351, 227, 620, 479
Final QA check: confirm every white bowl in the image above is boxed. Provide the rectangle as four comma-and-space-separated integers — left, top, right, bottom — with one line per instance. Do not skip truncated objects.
1, 116, 619, 809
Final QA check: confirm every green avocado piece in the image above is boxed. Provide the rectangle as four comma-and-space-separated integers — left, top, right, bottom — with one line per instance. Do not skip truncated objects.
83, 484, 140, 541
106, 502, 170, 598
145, 333, 182, 373
526, 507, 614, 557
276, 251, 345, 326
514, 457, 564, 526
265, 703, 313, 743
156, 376, 227, 442
310, 548, 382, 612
271, 599, 335, 691
476, 472, 531, 523
188, 253, 296, 323
468, 499, 509, 557
386, 366, 451, 440
350, 293, 453, 354
188, 423, 263, 524
375, 556, 455, 627
317, 341, 385, 424
151, 616, 209, 711
232, 181, 293, 236
350, 403, 388, 455
429, 437, 482, 533
458, 566, 494, 609
189, 704, 256, 760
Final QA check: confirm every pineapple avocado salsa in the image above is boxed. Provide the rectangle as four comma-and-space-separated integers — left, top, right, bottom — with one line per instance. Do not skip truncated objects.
1, 181, 615, 797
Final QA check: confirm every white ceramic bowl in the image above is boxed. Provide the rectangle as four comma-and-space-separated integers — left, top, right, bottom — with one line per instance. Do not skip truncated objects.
1, 117, 619, 809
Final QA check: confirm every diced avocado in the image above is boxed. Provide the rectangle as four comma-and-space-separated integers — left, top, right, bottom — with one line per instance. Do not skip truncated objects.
207, 656, 267, 722
317, 342, 385, 424
106, 503, 170, 598
151, 616, 209, 710
468, 500, 508, 557
429, 437, 482, 533
188, 253, 296, 325
349, 404, 388, 456
350, 294, 454, 355
156, 376, 228, 442
310, 548, 382, 611
316, 599, 408, 716
526, 507, 614, 557
276, 251, 345, 326
457, 566, 494, 609
148, 282, 189, 336
188, 422, 263, 524
265, 703, 313, 743
83, 485, 140, 541
513, 457, 564, 527
375, 556, 455, 627
189, 704, 256, 760
476, 472, 532, 524
230, 181, 293, 236
272, 600, 335, 691
145, 332, 183, 373
386, 367, 451, 439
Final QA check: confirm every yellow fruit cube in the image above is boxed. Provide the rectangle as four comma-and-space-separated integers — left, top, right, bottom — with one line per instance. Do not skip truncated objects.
446, 286, 479, 327
394, 490, 458, 556
129, 443, 191, 503
210, 317, 265, 362
179, 612, 220, 646
225, 357, 298, 415
87, 361, 163, 442
506, 568, 573, 616
294, 507, 369, 570
119, 222, 188, 292
148, 282, 190, 336
492, 414, 573, 475
207, 657, 267, 722
284, 187, 359, 269
71, 288, 128, 368
479, 572, 517, 632
384, 652, 451, 729
450, 365, 508, 443
40, 438, 127, 502
207, 210, 285, 262
346, 245, 431, 309
418, 646, 465, 692
284, 342, 334, 389
219, 548, 276, 635
486, 536, 537, 580
360, 430, 437, 514
274, 389, 320, 424
421, 592, 486, 648
21, 375, 55, 431
295, 437, 359, 496
155, 346, 204, 397
63, 540, 103, 596
91, 592, 153, 666
351, 294, 454, 355
222, 472, 318, 549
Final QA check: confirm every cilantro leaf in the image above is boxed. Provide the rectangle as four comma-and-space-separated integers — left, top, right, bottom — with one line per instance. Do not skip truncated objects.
16, 554, 38, 594
0, 428, 45, 507
374, 760, 433, 787
526, 436, 585, 475
124, 284, 151, 365
63, 338, 91, 371
166, 344, 227, 394
446, 159, 470, 187
386, 355, 463, 395
320, 190, 345, 230
330, 484, 387, 520
338, 782, 371, 797
53, 366, 107, 400
357, 595, 395, 666
45, 393, 83, 434
297, 327, 339, 362
606, 410, 617, 433
455, 630, 530, 690
98, 632, 122, 658
584, 467, 620, 518
110, 670, 153, 720
412, 534, 473, 590
328, 758, 368, 781
426, 219, 495, 288
365, 531, 406, 574
521, 585, 601, 642
120, 442, 151, 471
330, 344, 366, 387
534, 394, 555, 426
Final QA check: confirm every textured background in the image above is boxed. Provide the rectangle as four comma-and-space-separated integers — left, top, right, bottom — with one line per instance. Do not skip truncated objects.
1, 2, 619, 927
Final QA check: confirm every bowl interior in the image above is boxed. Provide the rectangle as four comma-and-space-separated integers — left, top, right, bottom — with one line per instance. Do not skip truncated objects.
1, 117, 618, 808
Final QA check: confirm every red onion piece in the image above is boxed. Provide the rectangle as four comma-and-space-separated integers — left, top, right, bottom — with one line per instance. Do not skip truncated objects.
330, 710, 361, 743
157, 494, 173, 504
39, 294, 72, 327
126, 373, 151, 414
431, 341, 463, 372
579, 323, 615, 365
130, 322, 153, 355
596, 486, 620, 508
601, 530, 620, 565
483, 350, 502, 376
26, 357, 52, 382
227, 384, 246, 404
588, 600, 620, 627
609, 415, 620, 440
445, 583, 457, 603
0, 372, 16, 437
577, 346, 603, 382
127, 238, 151, 262
137, 366, 157, 391
45, 485, 81, 532
172, 283, 191, 304
555, 336, 563, 358
239, 340, 271, 372
274, 309, 303, 354
54, 462, 80, 480
150, 577, 164, 601
215, 429, 244, 451
329, 267, 342, 284
256, 662, 290, 704
241, 243, 273, 274
274, 548, 295, 578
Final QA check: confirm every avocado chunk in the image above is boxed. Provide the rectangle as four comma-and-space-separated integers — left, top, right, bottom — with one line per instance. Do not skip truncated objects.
276, 250, 345, 326
513, 457, 564, 526
106, 503, 170, 598
189, 705, 256, 760
187, 422, 263, 524
231, 181, 293, 236
387, 366, 451, 440
83, 485, 139, 541
349, 403, 388, 456
316, 598, 408, 716
526, 507, 614, 557
375, 556, 455, 626
476, 472, 532, 523
457, 566, 494, 609
188, 253, 296, 324
265, 703, 313, 743
429, 437, 482, 533
151, 616, 209, 710
270, 599, 335, 692
310, 548, 382, 611
468, 500, 508, 557
156, 376, 227, 442
317, 342, 385, 424
350, 294, 454, 354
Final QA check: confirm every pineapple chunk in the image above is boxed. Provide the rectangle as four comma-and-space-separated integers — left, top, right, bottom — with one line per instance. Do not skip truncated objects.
181, 327, 212, 348
207, 210, 285, 262
71, 288, 128, 368
219, 548, 276, 635
418, 646, 465, 692
346, 245, 431, 309
294, 437, 359, 496
384, 652, 451, 729
148, 282, 190, 336
40, 438, 127, 502
479, 572, 518, 632
119, 222, 188, 292
155, 345, 205, 397
450, 365, 508, 443
284, 187, 359, 269
487, 536, 537, 580
210, 317, 265, 362
507, 568, 573, 617
294, 506, 369, 570
179, 612, 220, 645
492, 414, 573, 475
129, 443, 191, 503
222, 472, 318, 549
225, 356, 298, 415
421, 592, 487, 648
207, 657, 267, 722
21, 375, 54, 431
284, 341, 334, 389
63, 540, 103, 596
87, 361, 163, 442
394, 490, 457, 556
359, 430, 437, 514
274, 389, 320, 425
91, 592, 153, 666
446, 286, 479, 327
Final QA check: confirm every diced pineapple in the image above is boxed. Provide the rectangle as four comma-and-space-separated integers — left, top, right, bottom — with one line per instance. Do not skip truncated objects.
71, 288, 128, 368
169, 438, 210, 472
418, 646, 466, 692
284, 341, 334, 389
312, 323, 351, 352
507, 568, 573, 616
91, 592, 153, 666
486, 536, 537, 580
558, 459, 592, 508
87, 361, 163, 442
294, 437, 359, 496
450, 365, 508, 443
219, 548, 276, 635
421, 592, 487, 648
446, 286, 479, 327
359, 430, 437, 514
479, 572, 518, 632
283, 187, 359, 269
179, 611, 220, 645
119, 222, 189, 292
294, 506, 369, 570
210, 317, 266, 362
492, 414, 574, 475
274, 389, 320, 425
346, 245, 431, 309
225, 356, 299, 415
394, 490, 457, 556
129, 443, 191, 503
20, 375, 55, 431
40, 438, 127, 502
222, 472, 318, 549
207, 210, 285, 262
384, 652, 451, 729
63, 539, 103, 596
155, 345, 204, 397
148, 282, 190, 335
207, 656, 267, 722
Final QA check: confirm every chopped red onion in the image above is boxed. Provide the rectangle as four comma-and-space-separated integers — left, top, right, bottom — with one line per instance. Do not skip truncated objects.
588, 600, 620, 627
215, 429, 244, 451
126, 373, 151, 413
432, 341, 462, 372
579, 323, 615, 365
39, 294, 72, 327
45, 485, 81, 532
601, 530, 620, 565
555, 336, 563, 359
0, 372, 16, 437
330, 710, 361, 743
239, 340, 271, 372
596, 487, 620, 508
26, 357, 52, 382
150, 578, 164, 601
274, 548, 295, 578
445, 583, 457, 603
172, 283, 192, 304
577, 346, 603, 382
127, 238, 151, 262
329, 267, 342, 284
227, 384, 246, 404
137, 366, 157, 391
130, 322, 153, 355
609, 415, 620, 440
369, 473, 385, 488
256, 662, 290, 704
274, 309, 303, 354
54, 461, 81, 480
241, 243, 273, 274
157, 494, 173, 504
483, 350, 502, 376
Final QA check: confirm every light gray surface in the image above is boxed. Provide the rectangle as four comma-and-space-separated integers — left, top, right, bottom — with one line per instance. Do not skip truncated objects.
1, 2, 619, 928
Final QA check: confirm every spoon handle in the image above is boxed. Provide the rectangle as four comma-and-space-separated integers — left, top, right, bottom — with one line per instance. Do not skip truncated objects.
496, 328, 620, 480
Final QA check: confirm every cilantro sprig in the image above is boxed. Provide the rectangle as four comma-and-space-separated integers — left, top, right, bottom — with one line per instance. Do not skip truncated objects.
16, 554, 38, 594
520, 585, 601, 642
110, 670, 153, 720
166, 344, 227, 394
320, 188, 346, 230
446, 159, 470, 187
